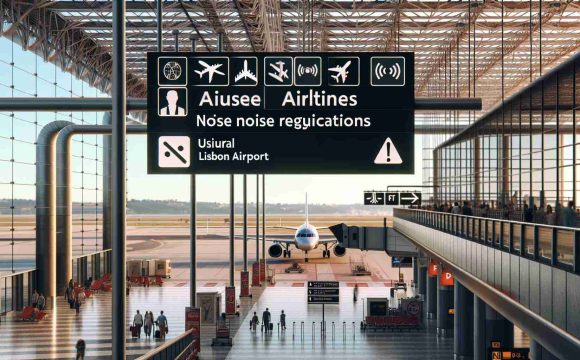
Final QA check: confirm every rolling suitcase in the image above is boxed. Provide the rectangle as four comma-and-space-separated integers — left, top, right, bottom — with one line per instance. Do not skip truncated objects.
155, 330, 161, 339
269, 323, 273, 331
130, 326, 139, 338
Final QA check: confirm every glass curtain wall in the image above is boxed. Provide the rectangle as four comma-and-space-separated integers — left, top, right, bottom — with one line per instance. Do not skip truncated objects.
434, 55, 579, 223
0, 37, 106, 275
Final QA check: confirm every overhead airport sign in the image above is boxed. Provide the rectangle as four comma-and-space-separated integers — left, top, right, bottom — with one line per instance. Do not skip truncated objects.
147, 52, 414, 174
308, 281, 339, 304
364, 191, 421, 206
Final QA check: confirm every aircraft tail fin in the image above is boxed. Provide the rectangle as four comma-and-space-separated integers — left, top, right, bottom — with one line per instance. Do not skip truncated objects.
305, 193, 309, 225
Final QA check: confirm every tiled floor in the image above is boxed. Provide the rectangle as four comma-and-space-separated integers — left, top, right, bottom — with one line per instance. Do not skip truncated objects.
0, 285, 258, 359
0, 283, 529, 359
226, 286, 454, 360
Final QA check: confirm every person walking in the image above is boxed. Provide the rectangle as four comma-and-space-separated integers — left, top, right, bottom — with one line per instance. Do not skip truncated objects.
37, 293, 46, 311
74, 292, 82, 315
562, 201, 576, 227
451, 202, 461, 214
144, 311, 154, 338
353, 284, 359, 302
250, 311, 259, 332
546, 205, 556, 225
262, 308, 271, 333
462, 201, 473, 216
31, 289, 39, 308
133, 310, 144, 338
75, 339, 86, 360
280, 310, 286, 331
156, 311, 168, 340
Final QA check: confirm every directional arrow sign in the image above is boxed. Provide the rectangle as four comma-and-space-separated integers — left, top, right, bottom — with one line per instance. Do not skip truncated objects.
308, 295, 339, 304
307, 281, 339, 304
308, 288, 339, 296
399, 192, 421, 205
308, 281, 339, 288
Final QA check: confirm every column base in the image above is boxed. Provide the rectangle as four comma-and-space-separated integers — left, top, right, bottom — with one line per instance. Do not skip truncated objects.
437, 328, 453, 337
454, 355, 473, 360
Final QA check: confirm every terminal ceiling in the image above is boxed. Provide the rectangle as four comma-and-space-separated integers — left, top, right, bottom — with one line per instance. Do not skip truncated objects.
1, 0, 579, 128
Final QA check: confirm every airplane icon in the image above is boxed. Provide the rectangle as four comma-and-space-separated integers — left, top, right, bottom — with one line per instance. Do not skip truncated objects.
268, 61, 289, 83
194, 60, 225, 83
328, 60, 351, 84
234, 59, 257, 83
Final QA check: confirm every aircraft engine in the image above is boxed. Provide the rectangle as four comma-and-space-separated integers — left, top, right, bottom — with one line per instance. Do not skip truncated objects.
333, 245, 346, 257
268, 244, 283, 258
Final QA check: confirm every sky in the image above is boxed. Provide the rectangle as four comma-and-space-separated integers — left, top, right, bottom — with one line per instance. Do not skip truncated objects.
1, 38, 424, 205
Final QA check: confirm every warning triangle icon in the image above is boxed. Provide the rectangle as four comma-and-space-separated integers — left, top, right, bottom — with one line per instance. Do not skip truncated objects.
374, 138, 402, 165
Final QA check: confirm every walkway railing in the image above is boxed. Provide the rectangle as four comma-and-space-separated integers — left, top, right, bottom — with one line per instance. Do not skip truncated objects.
394, 208, 579, 274
0, 249, 111, 316
135, 329, 196, 360
72, 249, 112, 286
0, 269, 36, 315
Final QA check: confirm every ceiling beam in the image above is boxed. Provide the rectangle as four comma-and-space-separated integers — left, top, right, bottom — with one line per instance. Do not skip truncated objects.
417, 1, 487, 94
195, 0, 234, 51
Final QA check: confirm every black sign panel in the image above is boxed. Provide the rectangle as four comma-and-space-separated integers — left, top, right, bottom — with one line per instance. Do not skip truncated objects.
363, 191, 421, 206
307, 281, 339, 304
364, 191, 385, 205
308, 288, 340, 296
308, 281, 339, 288
147, 52, 414, 174
308, 295, 339, 304
385, 192, 399, 205
399, 192, 422, 205
488, 348, 530, 360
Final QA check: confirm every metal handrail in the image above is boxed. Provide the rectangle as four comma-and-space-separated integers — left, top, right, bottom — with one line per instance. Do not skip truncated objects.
393, 208, 580, 274
0, 269, 36, 281
72, 249, 111, 260
135, 329, 194, 360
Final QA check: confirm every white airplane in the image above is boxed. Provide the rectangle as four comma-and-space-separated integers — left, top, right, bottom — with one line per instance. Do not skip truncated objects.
195, 60, 225, 83
234, 60, 257, 83
268, 61, 289, 83
328, 60, 351, 84
264, 194, 346, 262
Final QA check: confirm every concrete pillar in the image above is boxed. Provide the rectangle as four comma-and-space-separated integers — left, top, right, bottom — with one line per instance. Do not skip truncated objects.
454, 281, 474, 359
530, 339, 559, 360
426, 274, 437, 319
437, 278, 454, 337
474, 295, 513, 360
474, 295, 486, 360
418, 264, 427, 296
412, 257, 419, 288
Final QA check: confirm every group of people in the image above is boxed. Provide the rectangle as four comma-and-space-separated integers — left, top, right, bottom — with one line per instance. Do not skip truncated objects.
250, 308, 286, 333
424, 197, 579, 227
31, 289, 46, 310
132, 309, 168, 340
64, 279, 85, 315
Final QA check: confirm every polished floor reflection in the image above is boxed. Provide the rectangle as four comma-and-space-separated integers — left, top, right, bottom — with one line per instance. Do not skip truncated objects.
2, 284, 530, 359
227, 286, 453, 360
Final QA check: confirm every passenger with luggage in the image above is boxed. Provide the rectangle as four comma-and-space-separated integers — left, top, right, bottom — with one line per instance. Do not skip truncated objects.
144, 311, 154, 338
280, 310, 286, 331
262, 308, 271, 333
133, 310, 143, 338
156, 310, 168, 340
250, 312, 259, 332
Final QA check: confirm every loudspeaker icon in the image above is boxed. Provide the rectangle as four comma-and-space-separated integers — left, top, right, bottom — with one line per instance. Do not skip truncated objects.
374, 62, 401, 80
297, 64, 318, 77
